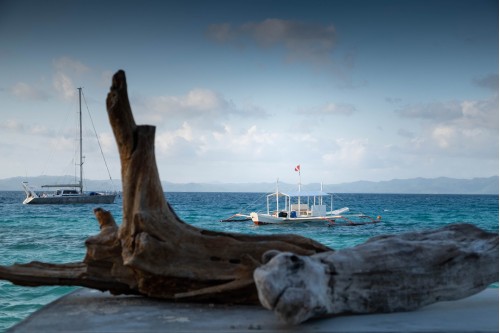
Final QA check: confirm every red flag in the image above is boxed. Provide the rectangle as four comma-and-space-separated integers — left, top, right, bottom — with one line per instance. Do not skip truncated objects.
294, 164, 300, 172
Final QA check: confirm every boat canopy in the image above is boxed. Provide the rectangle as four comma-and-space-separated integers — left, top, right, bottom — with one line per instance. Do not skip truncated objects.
268, 190, 331, 198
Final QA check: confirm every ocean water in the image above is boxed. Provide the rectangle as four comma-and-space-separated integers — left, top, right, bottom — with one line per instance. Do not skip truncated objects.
0, 191, 498, 332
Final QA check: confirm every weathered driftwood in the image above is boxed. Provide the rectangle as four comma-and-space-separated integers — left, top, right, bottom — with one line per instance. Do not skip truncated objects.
0, 70, 497, 326
0, 70, 330, 303
254, 223, 499, 324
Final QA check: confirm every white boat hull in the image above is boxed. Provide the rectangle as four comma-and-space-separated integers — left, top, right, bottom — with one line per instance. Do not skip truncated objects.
251, 207, 349, 225
23, 194, 116, 205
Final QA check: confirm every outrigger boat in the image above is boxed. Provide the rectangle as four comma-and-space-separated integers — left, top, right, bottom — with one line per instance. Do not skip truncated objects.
249, 187, 381, 226
222, 166, 381, 226
222, 188, 381, 226
250, 189, 350, 225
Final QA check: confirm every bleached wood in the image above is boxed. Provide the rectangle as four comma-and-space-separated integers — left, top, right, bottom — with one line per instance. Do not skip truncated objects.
254, 223, 499, 324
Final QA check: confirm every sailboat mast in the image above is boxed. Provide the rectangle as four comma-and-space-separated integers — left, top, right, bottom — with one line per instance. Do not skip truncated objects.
78, 87, 83, 194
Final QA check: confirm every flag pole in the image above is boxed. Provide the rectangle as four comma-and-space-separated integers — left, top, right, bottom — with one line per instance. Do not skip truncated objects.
298, 167, 301, 215
298, 165, 301, 193
294, 164, 301, 215
295, 164, 301, 192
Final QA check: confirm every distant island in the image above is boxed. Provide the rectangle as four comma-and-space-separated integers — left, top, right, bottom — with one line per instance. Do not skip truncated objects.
2, 175, 498, 194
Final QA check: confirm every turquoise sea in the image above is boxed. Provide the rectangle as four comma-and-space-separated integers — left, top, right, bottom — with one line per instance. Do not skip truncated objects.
0, 191, 498, 332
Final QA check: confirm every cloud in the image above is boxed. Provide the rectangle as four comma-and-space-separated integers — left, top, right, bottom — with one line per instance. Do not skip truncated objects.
97, 70, 115, 89
207, 23, 234, 42
0, 119, 24, 131
181, 89, 227, 111
51, 56, 90, 101
473, 73, 499, 92
322, 138, 367, 167
153, 121, 282, 168
396, 95, 498, 159
97, 132, 116, 154
147, 89, 229, 117
141, 88, 269, 131
6, 57, 96, 104
385, 97, 403, 104
138, 89, 358, 174
9, 82, 49, 101
48, 135, 75, 151
460, 97, 498, 130
53, 56, 89, 74
53, 71, 76, 100
156, 122, 196, 156
397, 128, 415, 138
208, 18, 336, 65
396, 101, 463, 121
207, 18, 365, 89
431, 126, 454, 149
397, 96, 498, 129
299, 102, 356, 116
0, 118, 55, 137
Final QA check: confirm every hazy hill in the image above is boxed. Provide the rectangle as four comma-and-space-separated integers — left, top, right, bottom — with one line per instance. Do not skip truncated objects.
321, 176, 499, 195
2, 176, 121, 193
3, 175, 498, 194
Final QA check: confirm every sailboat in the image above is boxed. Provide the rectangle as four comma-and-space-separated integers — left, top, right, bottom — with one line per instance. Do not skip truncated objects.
21, 88, 117, 205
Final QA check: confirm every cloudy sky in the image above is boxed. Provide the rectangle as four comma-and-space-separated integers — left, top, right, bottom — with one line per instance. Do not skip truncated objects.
0, 0, 498, 185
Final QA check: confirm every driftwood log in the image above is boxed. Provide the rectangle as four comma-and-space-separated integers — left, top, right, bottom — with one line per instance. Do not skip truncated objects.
0, 70, 498, 325
0, 70, 330, 303
254, 223, 499, 324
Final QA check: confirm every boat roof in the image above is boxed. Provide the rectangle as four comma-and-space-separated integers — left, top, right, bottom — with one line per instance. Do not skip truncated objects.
268, 190, 331, 198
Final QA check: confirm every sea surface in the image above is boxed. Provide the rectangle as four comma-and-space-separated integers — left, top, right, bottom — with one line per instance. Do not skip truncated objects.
0, 191, 498, 332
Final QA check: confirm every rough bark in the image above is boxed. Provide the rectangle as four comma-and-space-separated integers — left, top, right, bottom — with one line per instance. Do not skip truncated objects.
254, 223, 499, 324
0, 70, 330, 304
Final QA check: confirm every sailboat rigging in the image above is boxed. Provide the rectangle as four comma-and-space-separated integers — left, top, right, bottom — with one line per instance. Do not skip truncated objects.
21, 87, 117, 204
